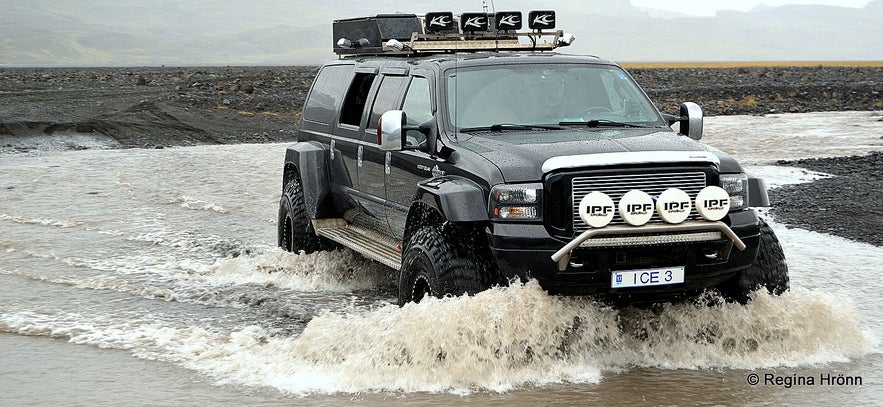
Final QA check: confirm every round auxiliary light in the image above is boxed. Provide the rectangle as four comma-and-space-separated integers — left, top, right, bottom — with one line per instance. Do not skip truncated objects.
656, 188, 692, 224
578, 191, 615, 228
696, 186, 731, 221
618, 189, 655, 226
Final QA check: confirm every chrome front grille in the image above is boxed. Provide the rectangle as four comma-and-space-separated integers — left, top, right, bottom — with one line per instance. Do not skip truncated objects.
571, 171, 707, 231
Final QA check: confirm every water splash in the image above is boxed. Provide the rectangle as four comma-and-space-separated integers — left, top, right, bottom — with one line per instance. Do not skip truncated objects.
2, 247, 392, 309
283, 281, 870, 393
200, 248, 393, 293
1, 280, 867, 396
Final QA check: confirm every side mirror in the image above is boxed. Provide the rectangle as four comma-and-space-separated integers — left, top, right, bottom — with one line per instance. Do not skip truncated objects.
377, 110, 406, 151
377, 110, 437, 155
678, 102, 703, 140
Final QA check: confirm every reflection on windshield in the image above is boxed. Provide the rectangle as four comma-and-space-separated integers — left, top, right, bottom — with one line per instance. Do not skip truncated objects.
447, 64, 662, 131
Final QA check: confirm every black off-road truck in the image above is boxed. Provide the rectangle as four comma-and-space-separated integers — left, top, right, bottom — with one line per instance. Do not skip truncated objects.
277, 11, 788, 304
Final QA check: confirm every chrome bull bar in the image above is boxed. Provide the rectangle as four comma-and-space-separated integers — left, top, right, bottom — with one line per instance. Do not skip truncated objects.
550, 221, 746, 271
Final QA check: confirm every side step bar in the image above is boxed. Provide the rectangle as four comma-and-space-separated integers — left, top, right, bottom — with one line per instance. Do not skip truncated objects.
312, 218, 402, 270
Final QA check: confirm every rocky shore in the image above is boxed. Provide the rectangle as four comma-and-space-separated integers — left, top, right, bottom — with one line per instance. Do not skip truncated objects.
1, 65, 880, 151
1, 65, 881, 246
771, 152, 882, 247
630, 66, 882, 115
0, 66, 318, 150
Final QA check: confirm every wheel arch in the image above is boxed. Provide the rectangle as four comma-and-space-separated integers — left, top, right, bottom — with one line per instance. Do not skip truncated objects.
282, 142, 330, 219
403, 176, 489, 244
747, 176, 770, 207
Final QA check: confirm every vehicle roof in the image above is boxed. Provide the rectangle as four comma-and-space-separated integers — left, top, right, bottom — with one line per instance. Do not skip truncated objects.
331, 51, 619, 70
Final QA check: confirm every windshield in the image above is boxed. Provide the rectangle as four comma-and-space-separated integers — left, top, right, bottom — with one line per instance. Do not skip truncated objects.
446, 64, 663, 131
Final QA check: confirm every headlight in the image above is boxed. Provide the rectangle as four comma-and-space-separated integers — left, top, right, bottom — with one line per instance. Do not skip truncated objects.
720, 173, 749, 210
489, 183, 543, 220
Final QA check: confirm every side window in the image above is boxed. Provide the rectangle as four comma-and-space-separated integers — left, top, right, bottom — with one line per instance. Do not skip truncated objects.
401, 77, 432, 146
367, 75, 408, 130
302, 65, 352, 125
339, 72, 376, 127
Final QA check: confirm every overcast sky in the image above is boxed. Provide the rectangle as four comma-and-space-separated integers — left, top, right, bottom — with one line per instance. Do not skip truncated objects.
630, 0, 871, 16
2, 0, 880, 64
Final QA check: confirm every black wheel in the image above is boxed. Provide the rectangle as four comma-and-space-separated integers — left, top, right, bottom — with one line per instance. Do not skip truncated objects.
277, 177, 329, 254
397, 224, 490, 305
722, 219, 790, 302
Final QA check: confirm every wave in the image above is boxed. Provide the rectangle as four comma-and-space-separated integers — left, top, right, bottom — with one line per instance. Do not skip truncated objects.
0, 281, 870, 396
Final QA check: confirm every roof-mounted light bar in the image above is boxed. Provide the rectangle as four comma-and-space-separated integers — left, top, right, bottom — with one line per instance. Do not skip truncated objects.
333, 10, 572, 56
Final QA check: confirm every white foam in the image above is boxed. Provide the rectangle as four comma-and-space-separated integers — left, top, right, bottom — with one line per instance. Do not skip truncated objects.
5, 247, 391, 307
0, 281, 870, 396
170, 196, 230, 214
745, 165, 834, 189
199, 248, 392, 293
283, 283, 870, 393
0, 213, 82, 228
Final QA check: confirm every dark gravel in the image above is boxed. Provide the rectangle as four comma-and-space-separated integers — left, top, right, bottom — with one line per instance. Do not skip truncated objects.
0, 66, 319, 150
771, 152, 883, 246
1, 65, 881, 246
630, 66, 883, 115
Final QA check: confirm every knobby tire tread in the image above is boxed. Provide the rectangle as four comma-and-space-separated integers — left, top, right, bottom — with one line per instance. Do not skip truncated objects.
279, 178, 327, 253
399, 224, 488, 304
728, 219, 790, 301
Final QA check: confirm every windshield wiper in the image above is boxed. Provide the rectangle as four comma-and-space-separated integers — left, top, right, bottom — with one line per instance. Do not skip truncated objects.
559, 119, 655, 128
460, 123, 565, 133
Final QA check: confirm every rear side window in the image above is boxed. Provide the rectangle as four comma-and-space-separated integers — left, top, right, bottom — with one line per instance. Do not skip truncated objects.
339, 73, 376, 127
302, 65, 352, 125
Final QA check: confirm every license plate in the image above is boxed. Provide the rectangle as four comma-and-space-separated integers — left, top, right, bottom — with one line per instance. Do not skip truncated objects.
611, 266, 685, 288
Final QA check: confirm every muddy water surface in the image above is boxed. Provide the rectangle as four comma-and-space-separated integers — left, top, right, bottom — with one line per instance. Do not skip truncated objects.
1, 112, 881, 405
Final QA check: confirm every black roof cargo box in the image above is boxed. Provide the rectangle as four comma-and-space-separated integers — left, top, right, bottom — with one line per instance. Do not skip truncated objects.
333, 14, 421, 55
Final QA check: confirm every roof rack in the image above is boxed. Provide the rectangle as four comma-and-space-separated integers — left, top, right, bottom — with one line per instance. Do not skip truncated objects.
333, 11, 574, 56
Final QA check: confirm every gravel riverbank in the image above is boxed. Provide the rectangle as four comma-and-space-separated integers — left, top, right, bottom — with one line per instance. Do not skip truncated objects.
630, 66, 883, 115
1, 65, 881, 246
771, 152, 882, 247
1, 65, 880, 150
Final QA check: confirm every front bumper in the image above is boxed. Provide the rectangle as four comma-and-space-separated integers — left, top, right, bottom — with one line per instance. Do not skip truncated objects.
487, 210, 761, 302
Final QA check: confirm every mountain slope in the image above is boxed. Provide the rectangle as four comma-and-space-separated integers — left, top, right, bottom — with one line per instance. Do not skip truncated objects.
1, 0, 881, 65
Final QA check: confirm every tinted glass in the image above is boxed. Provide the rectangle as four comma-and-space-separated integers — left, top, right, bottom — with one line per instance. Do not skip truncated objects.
302, 65, 352, 125
401, 77, 432, 146
446, 64, 662, 130
367, 75, 408, 130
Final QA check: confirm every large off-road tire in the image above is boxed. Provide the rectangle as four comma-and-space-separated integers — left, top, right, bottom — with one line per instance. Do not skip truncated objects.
723, 219, 790, 302
277, 177, 329, 254
397, 224, 490, 305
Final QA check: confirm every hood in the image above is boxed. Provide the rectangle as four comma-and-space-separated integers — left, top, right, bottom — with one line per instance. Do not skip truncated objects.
454, 129, 743, 182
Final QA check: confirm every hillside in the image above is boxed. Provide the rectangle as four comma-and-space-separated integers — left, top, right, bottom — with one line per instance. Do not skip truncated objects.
1, 0, 882, 66
1, 64, 880, 153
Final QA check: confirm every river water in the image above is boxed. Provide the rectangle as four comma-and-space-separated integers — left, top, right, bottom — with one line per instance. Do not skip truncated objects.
1, 112, 881, 406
